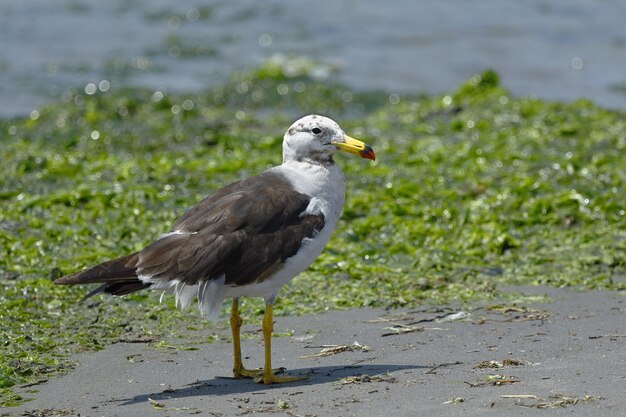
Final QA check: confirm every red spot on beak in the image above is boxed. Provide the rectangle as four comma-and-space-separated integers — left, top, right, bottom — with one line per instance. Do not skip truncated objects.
360, 145, 376, 161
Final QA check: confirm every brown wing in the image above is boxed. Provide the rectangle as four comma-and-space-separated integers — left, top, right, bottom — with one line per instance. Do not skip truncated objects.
54, 171, 325, 296
136, 171, 325, 286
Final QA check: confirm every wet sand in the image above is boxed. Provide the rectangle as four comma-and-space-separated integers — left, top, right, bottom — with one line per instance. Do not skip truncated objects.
8, 287, 625, 417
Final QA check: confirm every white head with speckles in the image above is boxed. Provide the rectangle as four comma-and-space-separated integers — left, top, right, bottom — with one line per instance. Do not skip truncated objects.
282, 115, 375, 164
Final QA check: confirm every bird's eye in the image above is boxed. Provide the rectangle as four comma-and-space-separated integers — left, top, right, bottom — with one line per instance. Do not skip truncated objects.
311, 128, 322, 134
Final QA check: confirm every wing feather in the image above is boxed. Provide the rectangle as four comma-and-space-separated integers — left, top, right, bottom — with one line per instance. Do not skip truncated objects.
55, 170, 326, 298
137, 171, 325, 287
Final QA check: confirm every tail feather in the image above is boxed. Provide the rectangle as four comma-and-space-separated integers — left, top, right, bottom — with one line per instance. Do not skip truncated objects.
55, 252, 148, 300
80, 281, 151, 302
54, 252, 140, 285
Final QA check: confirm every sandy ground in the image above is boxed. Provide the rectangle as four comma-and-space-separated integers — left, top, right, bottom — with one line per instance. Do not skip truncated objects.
6, 287, 625, 417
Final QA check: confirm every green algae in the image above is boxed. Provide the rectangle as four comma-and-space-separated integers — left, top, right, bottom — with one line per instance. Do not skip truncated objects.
1, 64, 625, 405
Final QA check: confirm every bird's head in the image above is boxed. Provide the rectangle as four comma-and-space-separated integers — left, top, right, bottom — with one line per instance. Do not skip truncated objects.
282, 115, 375, 164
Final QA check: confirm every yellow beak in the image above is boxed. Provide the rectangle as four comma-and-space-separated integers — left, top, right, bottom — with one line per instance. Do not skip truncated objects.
332, 135, 376, 160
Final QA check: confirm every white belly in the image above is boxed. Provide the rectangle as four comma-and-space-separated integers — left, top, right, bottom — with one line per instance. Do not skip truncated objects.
225, 219, 337, 300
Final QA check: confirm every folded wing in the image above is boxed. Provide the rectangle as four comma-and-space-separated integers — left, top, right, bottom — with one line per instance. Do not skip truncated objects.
54, 171, 325, 299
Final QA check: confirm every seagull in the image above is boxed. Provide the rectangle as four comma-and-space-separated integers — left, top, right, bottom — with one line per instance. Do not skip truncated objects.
54, 114, 375, 384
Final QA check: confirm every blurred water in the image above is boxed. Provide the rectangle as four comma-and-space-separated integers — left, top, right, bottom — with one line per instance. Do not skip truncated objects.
1, 0, 626, 118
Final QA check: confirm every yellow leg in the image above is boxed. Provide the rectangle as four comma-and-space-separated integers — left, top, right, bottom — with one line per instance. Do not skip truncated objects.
254, 303, 308, 384
230, 298, 262, 379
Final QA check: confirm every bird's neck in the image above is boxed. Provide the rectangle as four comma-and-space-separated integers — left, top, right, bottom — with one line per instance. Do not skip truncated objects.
276, 160, 345, 207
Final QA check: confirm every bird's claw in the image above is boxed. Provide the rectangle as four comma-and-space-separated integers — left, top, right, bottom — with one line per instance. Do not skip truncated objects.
233, 366, 285, 379
254, 371, 308, 384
